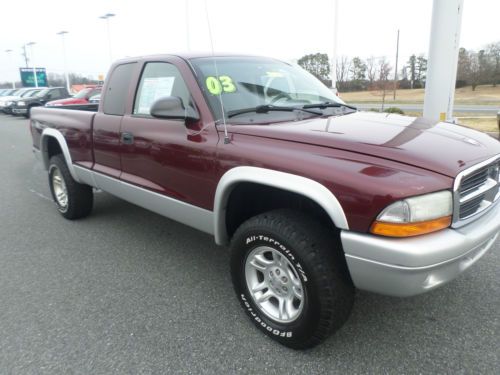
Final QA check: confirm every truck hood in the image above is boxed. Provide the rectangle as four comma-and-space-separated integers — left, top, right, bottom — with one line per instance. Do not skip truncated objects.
46, 97, 87, 106
227, 111, 500, 177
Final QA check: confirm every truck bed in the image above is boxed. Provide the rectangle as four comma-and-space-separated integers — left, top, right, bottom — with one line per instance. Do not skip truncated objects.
31, 106, 97, 166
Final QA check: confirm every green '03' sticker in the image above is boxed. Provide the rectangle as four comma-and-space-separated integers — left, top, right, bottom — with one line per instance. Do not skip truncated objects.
205, 75, 236, 95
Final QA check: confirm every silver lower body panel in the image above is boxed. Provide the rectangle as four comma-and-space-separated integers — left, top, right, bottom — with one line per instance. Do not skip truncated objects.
341, 201, 500, 297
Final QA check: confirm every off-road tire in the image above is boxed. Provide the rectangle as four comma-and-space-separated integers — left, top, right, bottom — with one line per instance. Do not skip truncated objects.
230, 209, 354, 349
48, 154, 93, 219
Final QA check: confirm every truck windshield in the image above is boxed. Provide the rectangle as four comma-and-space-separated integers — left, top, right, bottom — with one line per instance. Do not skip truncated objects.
190, 57, 346, 122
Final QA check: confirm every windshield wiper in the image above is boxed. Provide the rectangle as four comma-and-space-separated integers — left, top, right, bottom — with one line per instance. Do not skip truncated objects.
227, 105, 322, 118
302, 101, 358, 111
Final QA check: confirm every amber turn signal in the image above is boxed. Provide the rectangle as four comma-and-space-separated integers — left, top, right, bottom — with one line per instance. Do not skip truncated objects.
370, 216, 452, 237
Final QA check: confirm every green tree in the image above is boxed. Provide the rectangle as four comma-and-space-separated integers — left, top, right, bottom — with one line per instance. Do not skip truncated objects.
297, 53, 331, 83
407, 55, 417, 88
349, 57, 367, 81
416, 55, 427, 85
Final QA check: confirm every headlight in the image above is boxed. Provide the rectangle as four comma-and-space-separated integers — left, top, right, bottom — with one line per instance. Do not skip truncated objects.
370, 191, 453, 237
17, 101, 25, 106
6, 101, 12, 106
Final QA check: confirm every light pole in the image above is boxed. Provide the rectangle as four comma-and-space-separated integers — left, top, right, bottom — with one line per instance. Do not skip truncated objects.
26, 42, 38, 88
423, 0, 464, 122
185, 0, 191, 50
331, 0, 339, 90
57, 31, 71, 93
99, 13, 116, 64
5, 49, 15, 88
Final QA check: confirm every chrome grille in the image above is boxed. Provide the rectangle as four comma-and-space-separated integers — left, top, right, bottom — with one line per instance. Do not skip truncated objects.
453, 155, 500, 227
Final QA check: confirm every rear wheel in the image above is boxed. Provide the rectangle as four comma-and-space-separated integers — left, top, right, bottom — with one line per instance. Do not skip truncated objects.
48, 154, 93, 219
230, 209, 354, 349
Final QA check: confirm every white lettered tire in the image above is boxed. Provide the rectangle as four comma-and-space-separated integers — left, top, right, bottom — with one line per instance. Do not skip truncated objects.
230, 209, 354, 349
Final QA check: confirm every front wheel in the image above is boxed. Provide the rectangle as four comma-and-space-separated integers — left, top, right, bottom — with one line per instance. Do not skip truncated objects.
230, 209, 354, 349
48, 154, 93, 219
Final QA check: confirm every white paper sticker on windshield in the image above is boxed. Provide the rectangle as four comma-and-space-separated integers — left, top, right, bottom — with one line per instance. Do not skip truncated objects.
137, 76, 175, 114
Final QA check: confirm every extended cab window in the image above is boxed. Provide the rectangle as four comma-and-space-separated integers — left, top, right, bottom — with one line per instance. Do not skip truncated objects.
104, 63, 136, 115
133, 62, 190, 116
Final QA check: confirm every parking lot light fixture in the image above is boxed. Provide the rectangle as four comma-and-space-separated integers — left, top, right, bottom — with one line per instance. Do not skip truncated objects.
26, 42, 38, 88
99, 13, 116, 64
56, 31, 71, 93
4, 49, 15, 89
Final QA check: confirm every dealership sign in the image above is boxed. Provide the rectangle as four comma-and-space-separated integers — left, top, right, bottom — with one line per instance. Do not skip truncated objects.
19, 68, 47, 87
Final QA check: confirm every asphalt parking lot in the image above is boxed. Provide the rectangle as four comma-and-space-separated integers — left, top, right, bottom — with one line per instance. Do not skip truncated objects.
0, 114, 499, 374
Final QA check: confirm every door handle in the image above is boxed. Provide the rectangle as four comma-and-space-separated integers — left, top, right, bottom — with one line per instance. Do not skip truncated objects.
121, 132, 134, 145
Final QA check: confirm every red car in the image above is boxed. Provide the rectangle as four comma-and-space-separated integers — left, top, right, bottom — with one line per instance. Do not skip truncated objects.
45, 86, 101, 107
30, 53, 500, 349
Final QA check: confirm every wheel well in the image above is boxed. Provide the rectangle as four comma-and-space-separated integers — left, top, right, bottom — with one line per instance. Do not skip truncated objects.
225, 183, 337, 239
46, 136, 63, 160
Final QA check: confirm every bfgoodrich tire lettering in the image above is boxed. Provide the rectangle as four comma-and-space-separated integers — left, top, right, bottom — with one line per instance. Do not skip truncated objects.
230, 209, 354, 349
48, 154, 93, 220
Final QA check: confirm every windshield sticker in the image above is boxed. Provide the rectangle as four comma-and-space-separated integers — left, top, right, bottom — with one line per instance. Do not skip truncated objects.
206, 75, 237, 95
137, 76, 175, 114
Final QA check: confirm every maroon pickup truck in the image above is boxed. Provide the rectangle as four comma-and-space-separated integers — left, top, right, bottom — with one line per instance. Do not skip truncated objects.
30, 53, 500, 349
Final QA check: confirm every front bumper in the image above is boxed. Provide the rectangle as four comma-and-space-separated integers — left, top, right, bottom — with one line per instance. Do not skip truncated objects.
341, 200, 500, 297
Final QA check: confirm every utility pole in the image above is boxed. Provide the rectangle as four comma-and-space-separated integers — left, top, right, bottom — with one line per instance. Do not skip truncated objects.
5, 49, 15, 89
331, 0, 339, 90
393, 29, 400, 100
26, 42, 38, 88
57, 31, 71, 93
99, 13, 116, 64
423, 0, 464, 122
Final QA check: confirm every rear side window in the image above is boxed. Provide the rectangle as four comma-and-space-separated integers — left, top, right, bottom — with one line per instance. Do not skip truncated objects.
133, 62, 191, 116
104, 63, 136, 115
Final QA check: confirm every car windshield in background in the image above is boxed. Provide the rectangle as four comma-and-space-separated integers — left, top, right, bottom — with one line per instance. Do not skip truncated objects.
21, 90, 38, 97
36, 89, 50, 97
190, 57, 348, 123
73, 88, 92, 99
24, 90, 41, 98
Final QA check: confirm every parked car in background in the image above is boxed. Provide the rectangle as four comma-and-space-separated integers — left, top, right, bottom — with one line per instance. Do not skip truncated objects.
0, 88, 37, 112
46, 86, 102, 107
13, 87, 70, 118
6, 89, 43, 114
88, 93, 100, 104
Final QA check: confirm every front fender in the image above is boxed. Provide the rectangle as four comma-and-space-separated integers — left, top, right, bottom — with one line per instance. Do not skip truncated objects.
213, 166, 349, 245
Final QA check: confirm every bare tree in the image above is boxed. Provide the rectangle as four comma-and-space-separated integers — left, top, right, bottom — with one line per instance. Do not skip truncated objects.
335, 56, 351, 88
366, 56, 377, 87
469, 52, 481, 91
377, 58, 392, 110
486, 42, 500, 86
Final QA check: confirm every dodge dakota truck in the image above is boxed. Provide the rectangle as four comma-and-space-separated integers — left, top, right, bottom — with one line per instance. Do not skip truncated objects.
30, 53, 500, 349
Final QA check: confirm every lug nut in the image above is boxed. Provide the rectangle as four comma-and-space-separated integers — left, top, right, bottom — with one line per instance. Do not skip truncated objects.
276, 269, 281, 275
281, 276, 287, 283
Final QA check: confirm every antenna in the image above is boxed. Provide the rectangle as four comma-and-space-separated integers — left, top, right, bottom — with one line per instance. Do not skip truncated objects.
204, 0, 230, 144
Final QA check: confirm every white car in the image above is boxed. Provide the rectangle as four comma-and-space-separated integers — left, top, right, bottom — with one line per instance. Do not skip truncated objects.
0, 88, 33, 110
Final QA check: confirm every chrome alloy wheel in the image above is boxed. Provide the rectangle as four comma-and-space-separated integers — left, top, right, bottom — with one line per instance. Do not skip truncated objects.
51, 167, 68, 210
245, 246, 305, 323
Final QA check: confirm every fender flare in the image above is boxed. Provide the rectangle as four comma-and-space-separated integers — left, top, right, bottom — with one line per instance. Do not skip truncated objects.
40, 128, 81, 183
213, 166, 349, 245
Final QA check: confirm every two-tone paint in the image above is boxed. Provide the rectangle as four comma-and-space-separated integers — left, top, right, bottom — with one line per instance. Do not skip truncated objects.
30, 53, 500, 297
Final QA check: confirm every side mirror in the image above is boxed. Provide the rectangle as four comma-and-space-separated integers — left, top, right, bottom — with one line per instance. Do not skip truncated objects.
150, 96, 199, 123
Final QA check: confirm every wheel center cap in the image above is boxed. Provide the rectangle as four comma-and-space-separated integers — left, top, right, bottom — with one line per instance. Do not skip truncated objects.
268, 267, 289, 294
